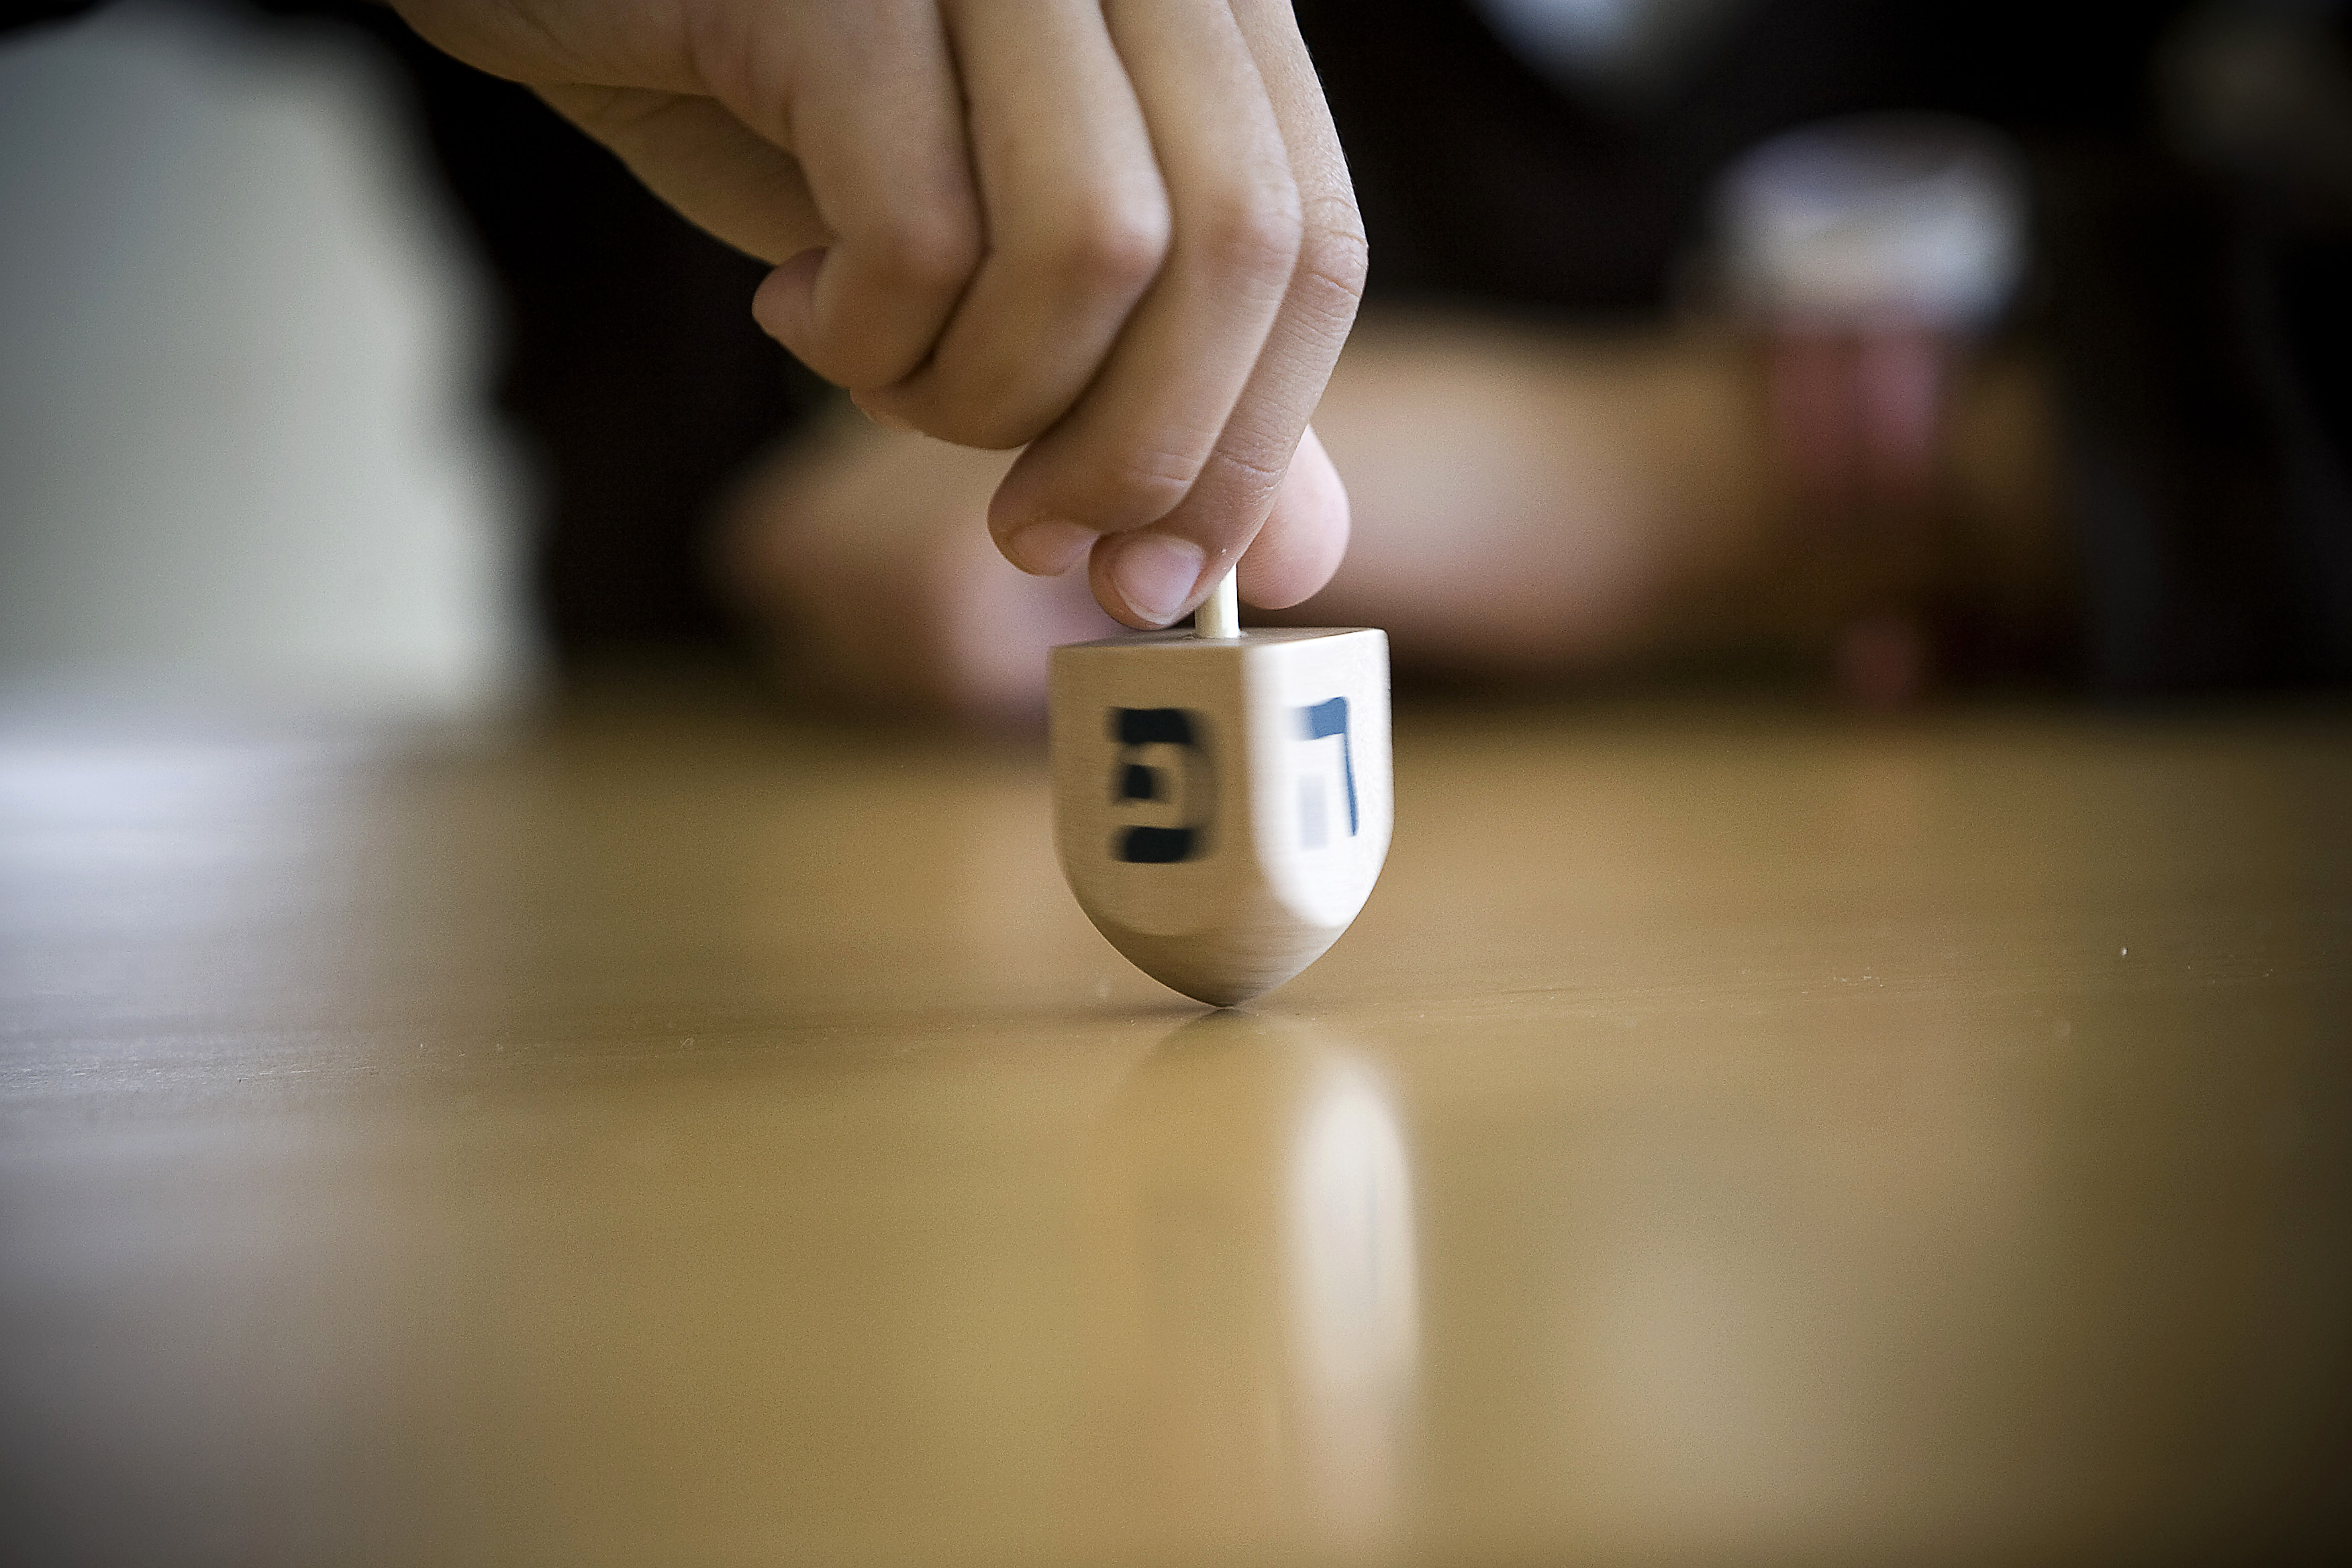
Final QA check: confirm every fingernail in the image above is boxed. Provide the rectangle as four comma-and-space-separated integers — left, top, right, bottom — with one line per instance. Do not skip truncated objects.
1002, 518, 1097, 577
1110, 533, 1206, 626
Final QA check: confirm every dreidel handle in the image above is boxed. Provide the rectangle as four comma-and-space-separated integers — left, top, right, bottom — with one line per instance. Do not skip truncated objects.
1195, 567, 1241, 640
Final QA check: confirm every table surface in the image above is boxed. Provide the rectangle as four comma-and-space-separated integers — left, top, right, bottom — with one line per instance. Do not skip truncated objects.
4, 674, 2348, 1567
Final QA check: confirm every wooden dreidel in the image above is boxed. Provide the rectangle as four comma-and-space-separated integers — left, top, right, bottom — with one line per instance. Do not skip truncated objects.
1050, 569, 1391, 1006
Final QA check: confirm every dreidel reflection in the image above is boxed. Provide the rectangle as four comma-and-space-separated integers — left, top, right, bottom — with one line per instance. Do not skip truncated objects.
1050, 571, 1392, 1005
1083, 1014, 1422, 1561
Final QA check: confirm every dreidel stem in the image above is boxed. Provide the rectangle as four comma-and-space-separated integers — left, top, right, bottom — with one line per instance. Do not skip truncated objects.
1195, 567, 1241, 640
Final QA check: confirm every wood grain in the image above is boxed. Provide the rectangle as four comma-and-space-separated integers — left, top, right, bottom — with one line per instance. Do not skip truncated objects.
1, 673, 2346, 1566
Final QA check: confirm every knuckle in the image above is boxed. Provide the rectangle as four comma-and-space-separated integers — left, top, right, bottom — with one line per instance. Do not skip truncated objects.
1206, 432, 1289, 492
1176, 437, 1288, 522
1041, 441, 1199, 533
870, 206, 982, 297
1193, 183, 1304, 283
1103, 442, 1204, 522
1299, 199, 1371, 307
1052, 191, 1172, 297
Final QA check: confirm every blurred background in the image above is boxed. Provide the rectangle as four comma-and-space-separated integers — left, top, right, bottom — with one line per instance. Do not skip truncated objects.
3, 0, 2349, 724
3, 10, 2349, 1564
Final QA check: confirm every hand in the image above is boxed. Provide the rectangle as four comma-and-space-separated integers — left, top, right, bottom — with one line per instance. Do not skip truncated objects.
389, 0, 1364, 628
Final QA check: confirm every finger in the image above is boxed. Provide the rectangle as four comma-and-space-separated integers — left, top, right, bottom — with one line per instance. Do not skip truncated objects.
390, 1, 698, 89
737, 1, 983, 391
985, 0, 1304, 604
1079, 422, 1349, 626
1083, 0, 1367, 626
854, 0, 1171, 452
1234, 423, 1349, 607
403, 2, 823, 260
535, 85, 827, 263
401, 0, 982, 390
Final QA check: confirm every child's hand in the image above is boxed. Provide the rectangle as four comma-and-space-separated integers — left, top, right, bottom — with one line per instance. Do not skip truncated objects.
391, 0, 1363, 628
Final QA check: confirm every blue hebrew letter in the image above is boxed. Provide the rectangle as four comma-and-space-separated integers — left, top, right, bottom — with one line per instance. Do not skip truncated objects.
1297, 697, 1357, 838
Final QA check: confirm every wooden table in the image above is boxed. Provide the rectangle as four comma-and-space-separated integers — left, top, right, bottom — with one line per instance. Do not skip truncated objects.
5, 674, 2347, 1566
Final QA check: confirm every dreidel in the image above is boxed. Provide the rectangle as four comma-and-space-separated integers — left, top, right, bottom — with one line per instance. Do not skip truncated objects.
1050, 570, 1391, 1006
